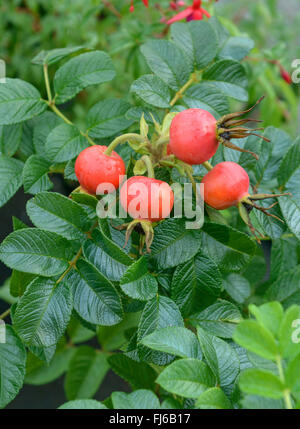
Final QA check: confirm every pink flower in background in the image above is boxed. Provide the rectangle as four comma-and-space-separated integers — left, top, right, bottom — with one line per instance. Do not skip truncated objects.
130, 0, 149, 13
167, 0, 210, 24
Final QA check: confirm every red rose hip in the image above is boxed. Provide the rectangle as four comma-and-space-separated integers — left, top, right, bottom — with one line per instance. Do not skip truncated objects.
75, 145, 126, 195
169, 109, 218, 165
202, 162, 250, 210
120, 176, 174, 222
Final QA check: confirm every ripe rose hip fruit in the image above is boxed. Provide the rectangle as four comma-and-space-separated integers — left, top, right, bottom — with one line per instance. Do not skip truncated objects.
120, 176, 174, 222
202, 162, 250, 210
202, 161, 290, 241
169, 98, 269, 165
169, 109, 218, 165
75, 145, 126, 194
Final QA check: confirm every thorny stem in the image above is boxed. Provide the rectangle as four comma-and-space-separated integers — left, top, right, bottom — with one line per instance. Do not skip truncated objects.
170, 73, 197, 107
104, 133, 145, 156
276, 356, 293, 410
0, 308, 11, 320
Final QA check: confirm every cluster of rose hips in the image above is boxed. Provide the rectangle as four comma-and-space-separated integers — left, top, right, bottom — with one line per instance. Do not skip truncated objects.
75, 101, 289, 252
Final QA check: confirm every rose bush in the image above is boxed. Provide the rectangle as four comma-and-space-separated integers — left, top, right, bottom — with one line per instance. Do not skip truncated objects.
0, 8, 299, 410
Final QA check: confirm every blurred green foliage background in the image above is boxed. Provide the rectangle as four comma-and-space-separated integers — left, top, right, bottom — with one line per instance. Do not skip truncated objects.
1, 0, 299, 134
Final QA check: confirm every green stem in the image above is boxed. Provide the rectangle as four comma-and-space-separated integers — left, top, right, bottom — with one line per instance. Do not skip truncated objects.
276, 355, 293, 409
48, 103, 96, 145
49, 103, 73, 125
185, 167, 197, 196
141, 155, 155, 178
43, 64, 52, 103
156, 136, 170, 146
202, 161, 213, 171
170, 73, 197, 107
104, 133, 145, 156
0, 308, 10, 320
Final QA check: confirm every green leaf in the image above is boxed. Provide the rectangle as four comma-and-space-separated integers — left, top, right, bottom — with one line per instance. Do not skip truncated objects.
111, 390, 160, 409
156, 358, 215, 398
223, 273, 251, 304
108, 354, 157, 390
239, 369, 284, 399
141, 40, 192, 91
0, 124, 22, 156
25, 347, 75, 385
277, 136, 300, 186
120, 256, 158, 301
150, 218, 201, 270
195, 387, 232, 409
249, 302, 284, 336
54, 51, 115, 104
65, 347, 109, 400
241, 395, 284, 409
10, 270, 35, 297
197, 327, 239, 388
33, 111, 63, 156
26, 192, 92, 240
71, 259, 123, 326
269, 238, 298, 284
0, 326, 26, 409
0, 78, 47, 125
0, 228, 72, 276
285, 354, 300, 399
279, 196, 300, 241
131, 75, 171, 109
278, 305, 300, 359
201, 222, 256, 273
189, 300, 242, 338
59, 399, 107, 409
141, 326, 201, 359
137, 295, 183, 365
0, 155, 24, 207
171, 252, 222, 316
233, 320, 278, 360
202, 60, 248, 101
97, 313, 140, 352
261, 127, 293, 182
14, 277, 72, 347
45, 124, 89, 163
219, 37, 254, 61
267, 267, 300, 308
83, 229, 133, 282
183, 83, 229, 118
170, 21, 217, 69
86, 98, 133, 139
22, 155, 53, 194
32, 46, 87, 66
249, 197, 285, 240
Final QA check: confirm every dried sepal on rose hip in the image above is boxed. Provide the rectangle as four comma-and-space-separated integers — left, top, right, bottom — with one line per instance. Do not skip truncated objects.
74, 145, 126, 195
119, 175, 174, 253
201, 161, 291, 241
169, 97, 269, 165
